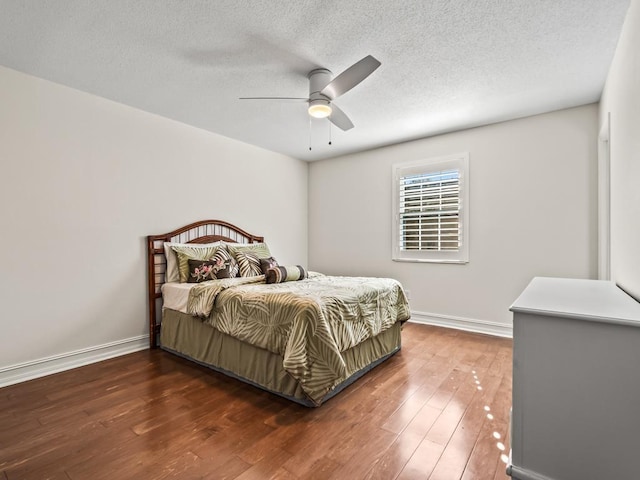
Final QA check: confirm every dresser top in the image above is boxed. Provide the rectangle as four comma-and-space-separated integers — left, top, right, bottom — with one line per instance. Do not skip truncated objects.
510, 277, 640, 327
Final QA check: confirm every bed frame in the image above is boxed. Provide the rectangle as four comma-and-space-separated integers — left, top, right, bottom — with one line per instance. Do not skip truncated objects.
147, 219, 264, 348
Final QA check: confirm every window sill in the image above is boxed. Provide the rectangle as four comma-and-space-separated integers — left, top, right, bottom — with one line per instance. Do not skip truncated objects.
392, 258, 469, 264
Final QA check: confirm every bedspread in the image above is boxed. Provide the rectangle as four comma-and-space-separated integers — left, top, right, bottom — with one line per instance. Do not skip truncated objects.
186, 273, 410, 404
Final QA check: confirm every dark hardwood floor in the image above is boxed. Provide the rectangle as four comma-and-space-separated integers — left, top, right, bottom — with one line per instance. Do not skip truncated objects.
0, 323, 512, 480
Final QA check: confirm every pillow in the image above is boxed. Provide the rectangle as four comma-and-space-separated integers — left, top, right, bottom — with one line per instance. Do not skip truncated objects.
226, 242, 272, 260
259, 256, 279, 274
227, 243, 273, 277
163, 241, 222, 283
172, 244, 222, 283
213, 247, 239, 278
187, 258, 231, 283
265, 265, 308, 284
235, 251, 263, 277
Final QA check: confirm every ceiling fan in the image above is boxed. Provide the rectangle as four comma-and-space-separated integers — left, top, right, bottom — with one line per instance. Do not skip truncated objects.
240, 55, 381, 131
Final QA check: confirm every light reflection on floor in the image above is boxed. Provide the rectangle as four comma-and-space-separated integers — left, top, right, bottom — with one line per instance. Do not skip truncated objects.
472, 369, 510, 466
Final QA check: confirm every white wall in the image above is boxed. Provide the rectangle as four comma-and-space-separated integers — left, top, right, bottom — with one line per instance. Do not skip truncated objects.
309, 105, 598, 333
0, 66, 308, 374
599, 0, 640, 300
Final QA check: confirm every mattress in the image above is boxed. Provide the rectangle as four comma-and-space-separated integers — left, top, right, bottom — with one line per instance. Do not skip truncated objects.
161, 282, 195, 313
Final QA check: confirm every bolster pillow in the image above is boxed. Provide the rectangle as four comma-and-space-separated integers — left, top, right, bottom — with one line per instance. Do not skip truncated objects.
265, 265, 308, 284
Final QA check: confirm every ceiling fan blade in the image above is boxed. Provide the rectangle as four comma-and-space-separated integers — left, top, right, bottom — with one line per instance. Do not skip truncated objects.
329, 104, 354, 131
239, 97, 308, 101
320, 55, 381, 100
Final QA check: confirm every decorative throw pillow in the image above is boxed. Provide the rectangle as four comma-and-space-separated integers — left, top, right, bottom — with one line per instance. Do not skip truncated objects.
187, 258, 231, 283
172, 245, 221, 283
259, 256, 279, 274
235, 252, 262, 277
212, 247, 239, 278
227, 242, 273, 277
265, 265, 308, 284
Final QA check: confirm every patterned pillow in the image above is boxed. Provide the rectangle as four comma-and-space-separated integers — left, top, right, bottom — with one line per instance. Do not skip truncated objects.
235, 252, 262, 277
187, 258, 231, 283
172, 245, 221, 283
225, 241, 270, 250
265, 265, 308, 284
213, 247, 239, 278
226, 242, 271, 259
259, 256, 278, 274
227, 243, 273, 277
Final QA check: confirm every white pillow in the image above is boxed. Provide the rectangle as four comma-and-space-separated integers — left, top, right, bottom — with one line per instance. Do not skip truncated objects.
163, 241, 222, 283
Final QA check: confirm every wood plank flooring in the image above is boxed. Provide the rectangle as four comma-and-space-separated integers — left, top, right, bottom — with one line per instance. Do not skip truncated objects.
0, 323, 512, 479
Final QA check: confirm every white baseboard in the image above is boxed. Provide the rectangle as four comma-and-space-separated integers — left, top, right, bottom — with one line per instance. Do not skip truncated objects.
0, 335, 149, 388
0, 313, 509, 388
409, 310, 513, 338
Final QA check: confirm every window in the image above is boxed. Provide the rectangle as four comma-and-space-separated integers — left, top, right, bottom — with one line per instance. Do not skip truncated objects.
392, 153, 469, 263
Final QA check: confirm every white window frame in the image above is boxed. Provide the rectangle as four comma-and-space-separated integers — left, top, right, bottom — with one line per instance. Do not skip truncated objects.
392, 153, 469, 264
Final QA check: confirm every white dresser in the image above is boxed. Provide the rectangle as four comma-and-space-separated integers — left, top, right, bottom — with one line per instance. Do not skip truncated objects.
508, 277, 640, 480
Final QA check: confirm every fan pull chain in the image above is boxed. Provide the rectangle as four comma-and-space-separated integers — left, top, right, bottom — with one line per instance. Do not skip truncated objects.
328, 119, 332, 146
309, 116, 312, 151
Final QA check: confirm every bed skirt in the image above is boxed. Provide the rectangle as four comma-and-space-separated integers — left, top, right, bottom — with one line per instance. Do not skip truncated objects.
160, 308, 402, 407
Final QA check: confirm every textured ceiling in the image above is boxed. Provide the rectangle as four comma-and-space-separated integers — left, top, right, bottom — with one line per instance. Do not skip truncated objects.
0, 1, 630, 161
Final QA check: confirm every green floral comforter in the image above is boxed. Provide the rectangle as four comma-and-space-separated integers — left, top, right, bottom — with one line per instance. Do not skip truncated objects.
186, 273, 410, 404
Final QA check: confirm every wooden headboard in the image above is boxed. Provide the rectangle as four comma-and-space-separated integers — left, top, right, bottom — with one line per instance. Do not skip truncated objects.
147, 220, 264, 348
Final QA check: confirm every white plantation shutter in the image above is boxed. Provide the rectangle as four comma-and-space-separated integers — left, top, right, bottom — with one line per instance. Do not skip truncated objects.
392, 153, 469, 263
399, 169, 460, 251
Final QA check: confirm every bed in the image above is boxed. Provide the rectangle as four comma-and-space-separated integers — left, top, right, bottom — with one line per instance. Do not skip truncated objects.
147, 219, 410, 406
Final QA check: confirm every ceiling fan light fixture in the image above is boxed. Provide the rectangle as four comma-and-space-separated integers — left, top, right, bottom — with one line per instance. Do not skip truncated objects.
308, 99, 332, 118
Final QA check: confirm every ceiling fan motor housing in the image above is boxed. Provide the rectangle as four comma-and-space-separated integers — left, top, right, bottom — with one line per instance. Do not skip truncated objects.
308, 68, 333, 118
308, 68, 332, 102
